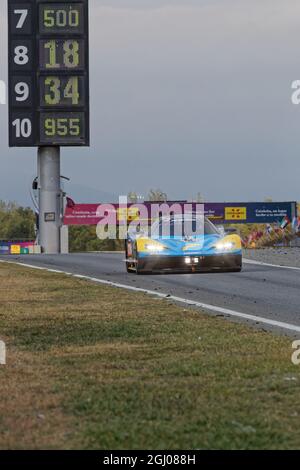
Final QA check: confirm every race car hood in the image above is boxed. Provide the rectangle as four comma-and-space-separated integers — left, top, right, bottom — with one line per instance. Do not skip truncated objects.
154, 234, 219, 253
136, 234, 242, 255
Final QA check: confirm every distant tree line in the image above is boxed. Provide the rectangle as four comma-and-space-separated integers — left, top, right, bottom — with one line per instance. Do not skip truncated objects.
69, 226, 123, 252
0, 201, 35, 240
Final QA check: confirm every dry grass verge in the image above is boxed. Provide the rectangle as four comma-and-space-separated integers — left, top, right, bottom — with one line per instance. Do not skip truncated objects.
1, 263, 300, 449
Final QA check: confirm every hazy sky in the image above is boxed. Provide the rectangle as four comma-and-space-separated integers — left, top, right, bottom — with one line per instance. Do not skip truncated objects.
1, 0, 300, 205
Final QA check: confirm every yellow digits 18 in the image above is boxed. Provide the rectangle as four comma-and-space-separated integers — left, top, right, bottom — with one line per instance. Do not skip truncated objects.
63, 41, 79, 68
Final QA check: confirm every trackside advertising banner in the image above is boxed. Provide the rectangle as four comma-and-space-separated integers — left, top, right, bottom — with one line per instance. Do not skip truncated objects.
203, 202, 297, 224
63, 201, 297, 226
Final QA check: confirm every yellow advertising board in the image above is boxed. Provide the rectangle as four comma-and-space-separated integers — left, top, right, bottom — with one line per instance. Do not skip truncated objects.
117, 207, 140, 222
225, 207, 247, 221
10, 245, 21, 255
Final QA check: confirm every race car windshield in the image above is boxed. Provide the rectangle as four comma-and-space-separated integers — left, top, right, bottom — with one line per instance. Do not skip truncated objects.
151, 217, 219, 238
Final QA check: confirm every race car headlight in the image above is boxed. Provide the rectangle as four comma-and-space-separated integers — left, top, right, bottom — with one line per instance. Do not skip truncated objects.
216, 241, 234, 252
145, 243, 165, 252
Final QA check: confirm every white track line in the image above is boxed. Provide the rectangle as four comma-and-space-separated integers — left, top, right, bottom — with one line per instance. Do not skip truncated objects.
1, 259, 300, 334
244, 258, 300, 271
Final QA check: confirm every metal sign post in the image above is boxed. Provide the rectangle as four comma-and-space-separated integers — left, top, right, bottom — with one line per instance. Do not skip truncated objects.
8, 0, 90, 253
38, 146, 61, 254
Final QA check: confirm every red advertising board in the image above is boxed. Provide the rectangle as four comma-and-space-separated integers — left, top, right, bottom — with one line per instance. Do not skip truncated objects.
64, 203, 102, 226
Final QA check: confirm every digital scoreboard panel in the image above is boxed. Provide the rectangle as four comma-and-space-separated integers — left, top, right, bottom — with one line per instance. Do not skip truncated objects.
8, 0, 89, 147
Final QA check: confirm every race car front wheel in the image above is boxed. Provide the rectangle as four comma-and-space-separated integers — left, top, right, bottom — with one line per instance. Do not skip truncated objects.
224, 260, 242, 273
126, 262, 135, 273
125, 241, 136, 273
135, 258, 146, 274
135, 255, 151, 275
126, 243, 146, 274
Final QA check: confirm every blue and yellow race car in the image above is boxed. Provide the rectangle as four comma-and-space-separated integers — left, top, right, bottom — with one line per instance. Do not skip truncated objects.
125, 214, 242, 274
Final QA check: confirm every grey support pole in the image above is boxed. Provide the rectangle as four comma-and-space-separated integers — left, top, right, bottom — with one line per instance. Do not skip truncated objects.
38, 146, 61, 254
60, 194, 69, 254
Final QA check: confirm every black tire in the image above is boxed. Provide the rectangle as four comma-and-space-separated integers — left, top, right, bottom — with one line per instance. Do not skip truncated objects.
135, 258, 144, 274
135, 256, 151, 275
125, 240, 135, 273
234, 268, 242, 272
132, 244, 142, 274
228, 266, 242, 273
126, 262, 135, 273
228, 255, 242, 273
128, 243, 150, 274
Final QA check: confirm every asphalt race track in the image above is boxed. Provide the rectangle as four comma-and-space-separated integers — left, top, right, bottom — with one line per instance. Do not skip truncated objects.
1, 252, 300, 336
